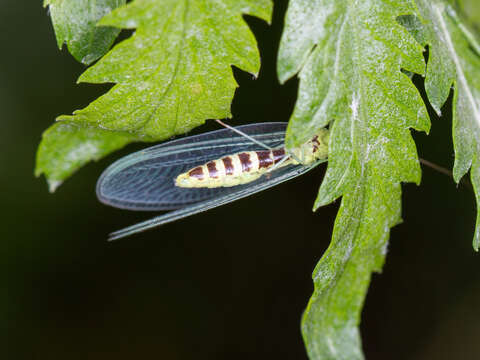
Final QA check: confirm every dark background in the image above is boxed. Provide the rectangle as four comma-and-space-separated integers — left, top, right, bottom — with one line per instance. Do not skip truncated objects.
3, 1, 480, 359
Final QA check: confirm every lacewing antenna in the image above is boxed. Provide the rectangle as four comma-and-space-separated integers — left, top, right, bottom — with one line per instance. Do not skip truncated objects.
214, 119, 304, 164
215, 119, 272, 150
419, 158, 473, 191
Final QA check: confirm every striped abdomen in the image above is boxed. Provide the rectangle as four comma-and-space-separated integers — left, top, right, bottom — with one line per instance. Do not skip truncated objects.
175, 149, 289, 188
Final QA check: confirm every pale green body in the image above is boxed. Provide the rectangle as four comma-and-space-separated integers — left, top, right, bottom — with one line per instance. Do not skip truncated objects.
176, 129, 329, 188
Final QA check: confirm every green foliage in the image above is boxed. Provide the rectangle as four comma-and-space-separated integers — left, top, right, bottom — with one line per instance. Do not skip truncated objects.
45, 0, 126, 65
36, 0, 272, 188
278, 1, 430, 358
404, 1, 480, 250
37, 0, 480, 359
65, 0, 271, 138
35, 121, 135, 192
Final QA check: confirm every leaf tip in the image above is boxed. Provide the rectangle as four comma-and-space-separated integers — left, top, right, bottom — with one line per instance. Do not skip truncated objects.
452, 159, 471, 184
313, 194, 331, 212
473, 219, 480, 251
430, 102, 442, 118
473, 242, 479, 252
277, 62, 294, 85
48, 179, 63, 193
35, 167, 62, 193
276, 48, 300, 85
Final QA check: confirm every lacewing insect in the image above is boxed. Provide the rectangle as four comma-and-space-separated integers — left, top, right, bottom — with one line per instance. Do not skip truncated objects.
97, 122, 329, 240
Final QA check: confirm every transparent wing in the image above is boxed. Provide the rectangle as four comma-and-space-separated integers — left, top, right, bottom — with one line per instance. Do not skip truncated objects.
97, 122, 289, 211
108, 159, 326, 241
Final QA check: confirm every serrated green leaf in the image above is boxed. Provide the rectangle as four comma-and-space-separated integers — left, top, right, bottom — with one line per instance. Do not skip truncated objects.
35, 121, 136, 192
62, 0, 272, 139
44, 0, 126, 65
38, 0, 272, 189
278, 1, 429, 359
406, 1, 480, 250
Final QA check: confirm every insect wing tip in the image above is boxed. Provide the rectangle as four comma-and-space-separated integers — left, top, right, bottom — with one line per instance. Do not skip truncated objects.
107, 229, 131, 242
107, 233, 122, 242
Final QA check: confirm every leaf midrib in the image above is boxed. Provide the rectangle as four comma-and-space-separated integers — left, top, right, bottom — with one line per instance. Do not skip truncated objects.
137, 0, 191, 135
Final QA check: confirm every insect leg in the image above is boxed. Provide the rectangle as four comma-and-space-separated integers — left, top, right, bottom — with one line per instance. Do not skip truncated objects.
266, 154, 292, 174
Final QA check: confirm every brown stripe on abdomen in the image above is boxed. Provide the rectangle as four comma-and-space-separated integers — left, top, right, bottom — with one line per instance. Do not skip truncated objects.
188, 166, 204, 180
312, 135, 319, 153
257, 150, 273, 169
207, 161, 218, 178
238, 152, 252, 172
222, 156, 234, 175
272, 149, 286, 164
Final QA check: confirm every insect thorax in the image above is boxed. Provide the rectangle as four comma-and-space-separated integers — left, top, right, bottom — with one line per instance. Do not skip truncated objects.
288, 128, 329, 165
